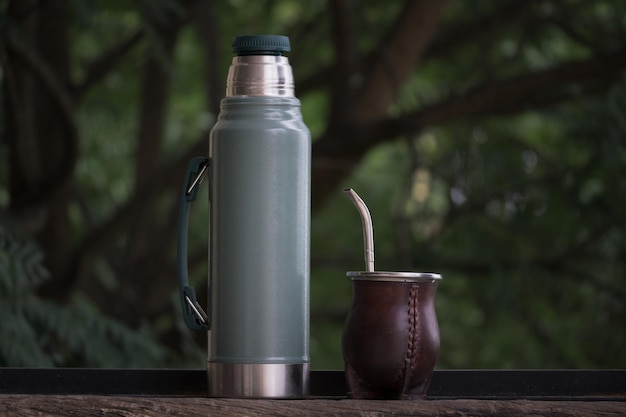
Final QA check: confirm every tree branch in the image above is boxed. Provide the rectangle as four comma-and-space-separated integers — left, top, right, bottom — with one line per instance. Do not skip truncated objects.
72, 29, 144, 99
122, 19, 181, 294
350, 0, 450, 123
4, 22, 78, 205
424, 0, 538, 60
378, 47, 626, 144
311, 47, 626, 210
68, 134, 209, 291
328, 0, 358, 123
310, 0, 450, 210
298, 0, 537, 97
134, 26, 179, 186
192, 0, 222, 116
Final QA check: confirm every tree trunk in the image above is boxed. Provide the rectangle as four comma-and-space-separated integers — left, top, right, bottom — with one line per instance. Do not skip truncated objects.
312, 0, 450, 210
5, 1, 77, 299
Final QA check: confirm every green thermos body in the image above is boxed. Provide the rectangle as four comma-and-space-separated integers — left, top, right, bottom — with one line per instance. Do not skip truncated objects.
177, 35, 311, 398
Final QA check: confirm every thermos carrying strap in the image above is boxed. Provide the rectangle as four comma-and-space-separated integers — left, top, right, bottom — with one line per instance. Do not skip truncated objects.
177, 156, 210, 330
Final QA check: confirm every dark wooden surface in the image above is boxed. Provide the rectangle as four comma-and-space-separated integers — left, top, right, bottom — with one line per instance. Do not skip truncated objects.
1, 369, 625, 416
1, 395, 625, 417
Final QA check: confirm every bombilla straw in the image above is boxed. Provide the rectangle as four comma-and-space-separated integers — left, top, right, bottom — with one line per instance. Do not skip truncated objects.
344, 188, 375, 272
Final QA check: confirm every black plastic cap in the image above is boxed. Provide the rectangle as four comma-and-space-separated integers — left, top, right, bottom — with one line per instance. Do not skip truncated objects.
231, 35, 291, 56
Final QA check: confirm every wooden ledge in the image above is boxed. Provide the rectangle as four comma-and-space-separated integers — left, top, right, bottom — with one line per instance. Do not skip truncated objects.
1, 395, 625, 417
1, 369, 625, 416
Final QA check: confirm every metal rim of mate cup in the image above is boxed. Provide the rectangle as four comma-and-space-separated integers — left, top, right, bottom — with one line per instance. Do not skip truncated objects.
347, 271, 441, 283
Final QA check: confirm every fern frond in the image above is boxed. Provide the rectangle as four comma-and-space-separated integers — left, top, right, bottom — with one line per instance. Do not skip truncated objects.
0, 215, 50, 297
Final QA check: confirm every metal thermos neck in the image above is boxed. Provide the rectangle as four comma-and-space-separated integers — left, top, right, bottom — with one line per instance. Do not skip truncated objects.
226, 55, 295, 97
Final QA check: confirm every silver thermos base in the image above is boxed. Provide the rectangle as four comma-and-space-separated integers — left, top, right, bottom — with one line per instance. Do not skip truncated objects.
207, 362, 309, 398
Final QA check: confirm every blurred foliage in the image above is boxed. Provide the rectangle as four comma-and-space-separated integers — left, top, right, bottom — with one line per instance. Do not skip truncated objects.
311, 76, 626, 369
0, 215, 199, 367
1, 0, 625, 370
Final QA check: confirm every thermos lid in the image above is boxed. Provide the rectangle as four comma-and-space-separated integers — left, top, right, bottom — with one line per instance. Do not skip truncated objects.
231, 35, 291, 56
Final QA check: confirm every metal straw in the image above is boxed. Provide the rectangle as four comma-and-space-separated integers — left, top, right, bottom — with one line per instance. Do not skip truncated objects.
344, 188, 375, 272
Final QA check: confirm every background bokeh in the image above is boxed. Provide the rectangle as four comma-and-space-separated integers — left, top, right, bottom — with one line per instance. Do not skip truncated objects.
1, 0, 625, 369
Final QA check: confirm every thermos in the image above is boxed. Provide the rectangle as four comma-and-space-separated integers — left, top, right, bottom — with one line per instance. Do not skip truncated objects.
177, 35, 311, 398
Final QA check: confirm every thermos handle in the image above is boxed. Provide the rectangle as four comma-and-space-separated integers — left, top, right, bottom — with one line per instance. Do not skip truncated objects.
177, 156, 210, 330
